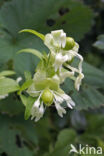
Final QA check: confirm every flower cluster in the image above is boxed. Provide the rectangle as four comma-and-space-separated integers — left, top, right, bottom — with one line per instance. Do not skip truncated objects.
44, 30, 84, 90
19, 29, 84, 122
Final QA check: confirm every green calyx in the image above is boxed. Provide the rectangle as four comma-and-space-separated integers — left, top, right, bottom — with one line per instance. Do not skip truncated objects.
41, 89, 54, 106
63, 37, 75, 50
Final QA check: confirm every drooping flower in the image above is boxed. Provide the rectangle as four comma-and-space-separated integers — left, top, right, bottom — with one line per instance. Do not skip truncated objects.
30, 93, 45, 122
63, 49, 84, 91
44, 30, 79, 67
52, 90, 75, 117
28, 87, 75, 122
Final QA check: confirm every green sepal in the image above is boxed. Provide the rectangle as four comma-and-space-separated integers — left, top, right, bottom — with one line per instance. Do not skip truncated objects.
19, 29, 45, 41
24, 96, 36, 120
20, 94, 36, 120
20, 94, 27, 106
34, 78, 60, 91
17, 48, 43, 60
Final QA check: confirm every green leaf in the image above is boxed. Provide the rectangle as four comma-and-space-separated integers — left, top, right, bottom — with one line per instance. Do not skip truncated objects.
0, 115, 37, 156
13, 115, 39, 146
19, 29, 45, 41
18, 48, 43, 60
18, 79, 33, 94
93, 34, 104, 50
0, 77, 20, 95
0, 0, 93, 41
35, 115, 52, 141
0, 94, 24, 115
24, 96, 36, 120
46, 129, 77, 156
71, 60, 104, 89
0, 29, 44, 75
78, 115, 104, 152
0, 70, 15, 77
55, 129, 76, 149
62, 78, 104, 110
72, 85, 104, 110
86, 115, 104, 134
83, 62, 104, 88
0, 0, 93, 74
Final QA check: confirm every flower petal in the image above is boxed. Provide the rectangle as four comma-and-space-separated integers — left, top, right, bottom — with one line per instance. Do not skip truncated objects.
54, 101, 66, 117
44, 30, 66, 50
75, 73, 84, 91
60, 69, 74, 83
44, 34, 53, 50
61, 93, 75, 108
31, 97, 41, 120
54, 53, 68, 71
52, 30, 66, 48
54, 93, 64, 104
35, 102, 45, 122
54, 91, 75, 109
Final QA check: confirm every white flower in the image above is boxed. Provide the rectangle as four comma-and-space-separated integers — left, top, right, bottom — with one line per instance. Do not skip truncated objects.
51, 90, 75, 117
54, 53, 69, 71
0, 94, 8, 100
51, 30, 66, 48
64, 50, 84, 91
52, 42, 79, 72
31, 93, 45, 122
44, 30, 82, 76
55, 102, 66, 117
44, 30, 66, 51
29, 88, 75, 121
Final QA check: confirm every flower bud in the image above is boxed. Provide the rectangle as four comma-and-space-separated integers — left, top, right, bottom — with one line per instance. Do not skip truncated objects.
41, 89, 54, 106
64, 37, 75, 50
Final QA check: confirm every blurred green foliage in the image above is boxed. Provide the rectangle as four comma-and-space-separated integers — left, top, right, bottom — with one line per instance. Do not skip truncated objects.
0, 0, 104, 156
